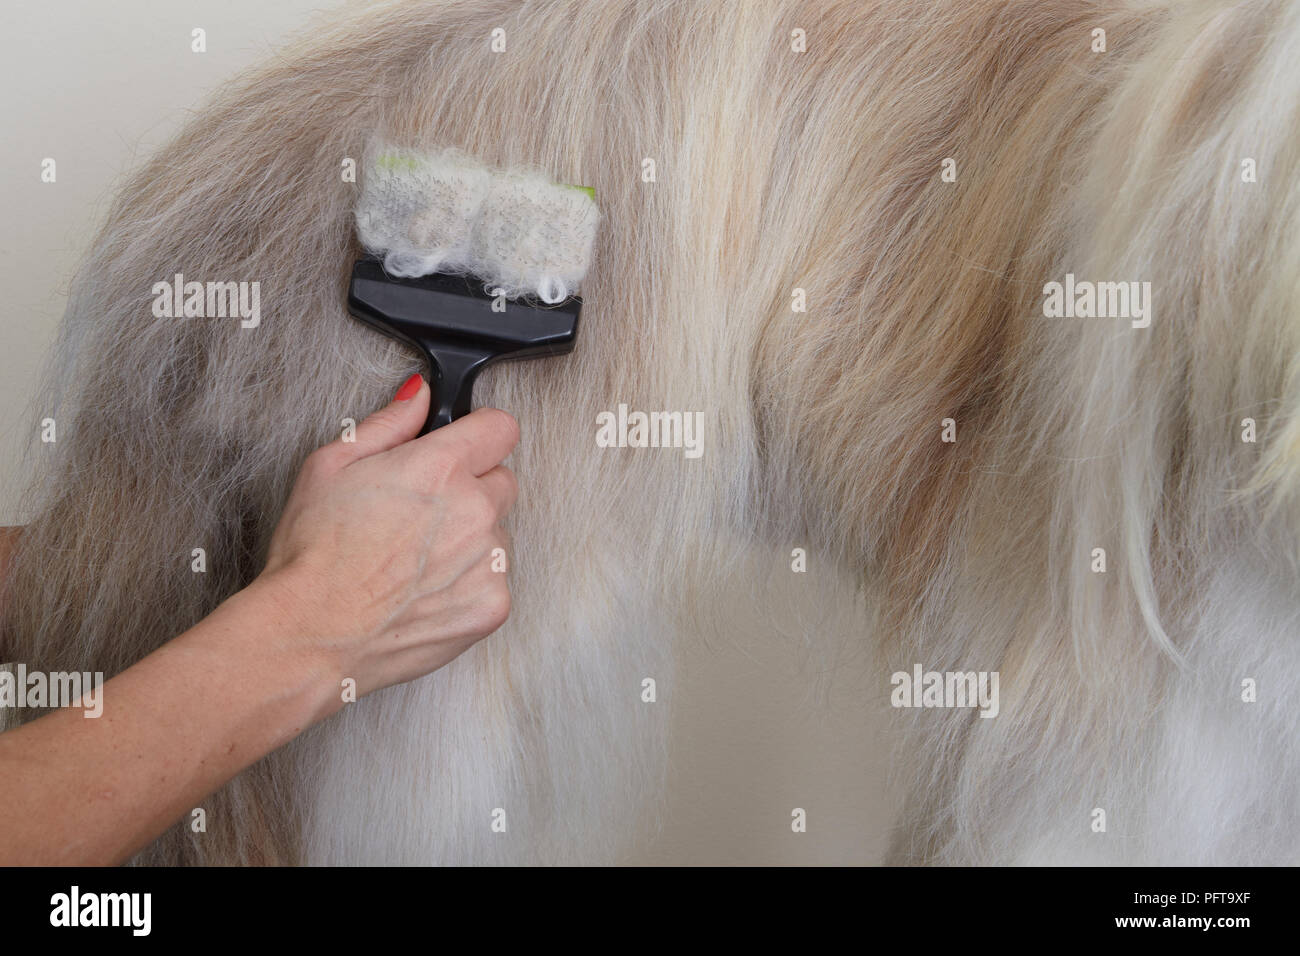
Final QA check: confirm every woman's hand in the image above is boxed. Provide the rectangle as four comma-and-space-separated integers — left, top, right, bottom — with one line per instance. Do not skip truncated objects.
258, 373, 519, 700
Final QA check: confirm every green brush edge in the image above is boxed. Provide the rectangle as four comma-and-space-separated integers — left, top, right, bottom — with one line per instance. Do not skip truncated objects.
374, 153, 424, 172
373, 153, 596, 204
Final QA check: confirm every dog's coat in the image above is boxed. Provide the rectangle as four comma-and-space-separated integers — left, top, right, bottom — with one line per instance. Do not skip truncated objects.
2, 0, 1298, 864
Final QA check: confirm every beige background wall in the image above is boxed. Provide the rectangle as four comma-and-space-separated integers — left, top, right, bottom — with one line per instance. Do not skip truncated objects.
0, 0, 898, 864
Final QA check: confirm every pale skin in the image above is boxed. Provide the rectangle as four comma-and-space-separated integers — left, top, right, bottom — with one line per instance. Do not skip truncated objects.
0, 376, 519, 865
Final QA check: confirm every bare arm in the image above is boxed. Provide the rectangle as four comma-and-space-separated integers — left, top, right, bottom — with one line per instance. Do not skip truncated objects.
0, 376, 519, 865
0, 571, 334, 865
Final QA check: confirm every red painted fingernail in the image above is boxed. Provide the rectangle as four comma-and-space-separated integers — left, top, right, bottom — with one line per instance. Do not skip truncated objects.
395, 373, 422, 402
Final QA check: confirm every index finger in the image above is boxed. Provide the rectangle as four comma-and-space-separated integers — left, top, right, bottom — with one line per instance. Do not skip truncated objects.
419, 407, 521, 477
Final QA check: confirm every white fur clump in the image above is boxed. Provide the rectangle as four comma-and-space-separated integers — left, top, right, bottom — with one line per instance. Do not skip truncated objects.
355, 147, 599, 304
355, 149, 491, 280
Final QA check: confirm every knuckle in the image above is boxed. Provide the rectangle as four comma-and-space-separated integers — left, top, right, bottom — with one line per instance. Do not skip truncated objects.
479, 407, 521, 447
475, 584, 512, 633
498, 466, 519, 503
421, 453, 458, 489
465, 490, 499, 528
304, 443, 343, 476
366, 413, 406, 445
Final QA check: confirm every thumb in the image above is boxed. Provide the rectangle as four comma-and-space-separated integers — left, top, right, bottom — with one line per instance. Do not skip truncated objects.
340, 373, 429, 462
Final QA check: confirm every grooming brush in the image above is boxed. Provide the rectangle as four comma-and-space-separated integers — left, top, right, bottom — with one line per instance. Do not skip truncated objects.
348, 148, 599, 433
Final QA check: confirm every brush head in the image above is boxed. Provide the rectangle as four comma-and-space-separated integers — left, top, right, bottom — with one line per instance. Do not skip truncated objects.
349, 147, 598, 432
355, 147, 599, 303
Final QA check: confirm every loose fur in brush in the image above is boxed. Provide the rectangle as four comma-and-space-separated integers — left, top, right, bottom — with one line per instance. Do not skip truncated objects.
355, 147, 600, 302
2, 0, 1298, 865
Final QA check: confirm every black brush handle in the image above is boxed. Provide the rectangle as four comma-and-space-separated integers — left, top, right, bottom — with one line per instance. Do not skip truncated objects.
426, 343, 493, 432
346, 257, 582, 434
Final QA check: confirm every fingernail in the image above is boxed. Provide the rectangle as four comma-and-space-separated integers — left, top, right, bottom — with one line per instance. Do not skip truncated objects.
395, 373, 422, 402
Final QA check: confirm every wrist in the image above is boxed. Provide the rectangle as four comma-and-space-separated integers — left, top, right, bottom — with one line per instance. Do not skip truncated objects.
217, 570, 348, 731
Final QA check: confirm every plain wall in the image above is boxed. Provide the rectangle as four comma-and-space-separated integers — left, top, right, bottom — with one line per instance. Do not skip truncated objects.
0, 0, 898, 865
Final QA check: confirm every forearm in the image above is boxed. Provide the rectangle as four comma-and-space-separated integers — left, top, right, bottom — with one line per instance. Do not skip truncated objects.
0, 573, 339, 865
